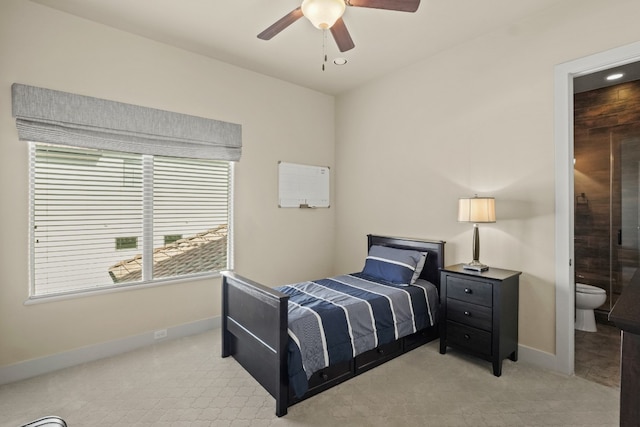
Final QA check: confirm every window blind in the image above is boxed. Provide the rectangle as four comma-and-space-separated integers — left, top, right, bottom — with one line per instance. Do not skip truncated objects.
31, 143, 230, 297
152, 156, 229, 280
12, 83, 242, 161
32, 144, 144, 295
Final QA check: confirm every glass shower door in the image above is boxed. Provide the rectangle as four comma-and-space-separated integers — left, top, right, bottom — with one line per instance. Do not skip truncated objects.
612, 124, 640, 309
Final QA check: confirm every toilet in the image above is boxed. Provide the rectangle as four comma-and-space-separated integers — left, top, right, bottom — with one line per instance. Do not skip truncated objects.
575, 283, 607, 332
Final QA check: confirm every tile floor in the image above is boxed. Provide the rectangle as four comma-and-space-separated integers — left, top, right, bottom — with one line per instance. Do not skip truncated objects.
574, 322, 621, 389
0, 328, 621, 426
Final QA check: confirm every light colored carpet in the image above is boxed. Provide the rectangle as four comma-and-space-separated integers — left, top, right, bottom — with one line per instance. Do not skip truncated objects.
0, 328, 619, 426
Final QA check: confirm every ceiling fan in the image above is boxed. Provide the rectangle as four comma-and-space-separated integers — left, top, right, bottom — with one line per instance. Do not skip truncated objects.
257, 0, 421, 53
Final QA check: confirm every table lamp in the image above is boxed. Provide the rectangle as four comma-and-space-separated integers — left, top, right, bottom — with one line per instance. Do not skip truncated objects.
458, 195, 496, 271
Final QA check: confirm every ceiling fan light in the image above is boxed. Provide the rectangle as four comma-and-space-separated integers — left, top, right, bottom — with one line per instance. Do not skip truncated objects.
301, 0, 346, 30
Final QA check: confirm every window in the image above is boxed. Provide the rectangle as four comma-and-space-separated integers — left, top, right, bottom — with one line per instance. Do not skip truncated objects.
116, 237, 139, 250
13, 84, 241, 299
30, 143, 231, 297
163, 235, 182, 245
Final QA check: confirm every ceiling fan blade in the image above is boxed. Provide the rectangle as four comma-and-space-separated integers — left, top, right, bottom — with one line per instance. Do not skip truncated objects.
257, 7, 304, 40
330, 18, 355, 52
346, 0, 420, 13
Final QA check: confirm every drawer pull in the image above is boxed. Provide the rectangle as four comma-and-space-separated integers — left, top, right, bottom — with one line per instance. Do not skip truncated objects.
464, 288, 472, 294
377, 347, 385, 355
320, 372, 328, 381
464, 334, 471, 340
464, 311, 471, 316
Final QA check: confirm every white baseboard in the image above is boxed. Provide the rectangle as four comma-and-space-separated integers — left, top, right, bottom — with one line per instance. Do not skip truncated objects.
1, 321, 566, 387
518, 343, 565, 374
0, 317, 220, 386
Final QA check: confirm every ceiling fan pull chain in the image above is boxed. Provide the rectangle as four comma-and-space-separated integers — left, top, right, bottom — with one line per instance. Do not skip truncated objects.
322, 29, 327, 71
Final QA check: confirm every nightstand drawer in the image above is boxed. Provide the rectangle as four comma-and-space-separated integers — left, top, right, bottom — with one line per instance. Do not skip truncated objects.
446, 321, 492, 357
447, 276, 492, 307
447, 298, 492, 331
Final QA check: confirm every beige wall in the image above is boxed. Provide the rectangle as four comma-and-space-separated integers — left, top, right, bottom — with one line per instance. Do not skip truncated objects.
334, 0, 640, 354
0, 0, 335, 367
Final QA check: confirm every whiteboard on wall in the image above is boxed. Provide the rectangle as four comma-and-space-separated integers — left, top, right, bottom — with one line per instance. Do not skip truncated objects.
278, 161, 330, 208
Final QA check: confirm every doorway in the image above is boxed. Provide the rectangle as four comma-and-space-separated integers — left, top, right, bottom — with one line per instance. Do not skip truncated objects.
554, 41, 640, 375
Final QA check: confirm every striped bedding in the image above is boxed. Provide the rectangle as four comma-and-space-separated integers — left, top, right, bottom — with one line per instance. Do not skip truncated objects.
276, 272, 439, 397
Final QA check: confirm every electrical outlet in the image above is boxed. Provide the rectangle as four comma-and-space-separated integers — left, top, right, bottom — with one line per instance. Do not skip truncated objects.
154, 329, 167, 340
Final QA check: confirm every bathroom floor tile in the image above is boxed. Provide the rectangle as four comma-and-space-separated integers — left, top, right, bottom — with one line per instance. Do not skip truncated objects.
575, 322, 620, 388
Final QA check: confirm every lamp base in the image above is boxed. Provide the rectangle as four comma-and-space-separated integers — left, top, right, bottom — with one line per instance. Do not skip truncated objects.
463, 261, 489, 272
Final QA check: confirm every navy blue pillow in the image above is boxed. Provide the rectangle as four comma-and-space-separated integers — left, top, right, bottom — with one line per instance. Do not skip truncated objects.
362, 245, 426, 285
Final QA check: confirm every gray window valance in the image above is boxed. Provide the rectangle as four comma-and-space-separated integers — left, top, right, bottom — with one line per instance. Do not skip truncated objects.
11, 83, 241, 161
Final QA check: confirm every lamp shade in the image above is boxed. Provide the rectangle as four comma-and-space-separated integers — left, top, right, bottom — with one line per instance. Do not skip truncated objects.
301, 0, 346, 29
458, 196, 496, 223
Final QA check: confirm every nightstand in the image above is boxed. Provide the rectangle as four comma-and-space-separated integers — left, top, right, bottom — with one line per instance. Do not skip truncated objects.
439, 264, 521, 376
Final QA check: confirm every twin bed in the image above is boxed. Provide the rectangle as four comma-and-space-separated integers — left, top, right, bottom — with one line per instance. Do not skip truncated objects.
221, 234, 445, 416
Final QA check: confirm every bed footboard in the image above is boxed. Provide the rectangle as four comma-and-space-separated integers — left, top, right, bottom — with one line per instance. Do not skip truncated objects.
221, 271, 290, 416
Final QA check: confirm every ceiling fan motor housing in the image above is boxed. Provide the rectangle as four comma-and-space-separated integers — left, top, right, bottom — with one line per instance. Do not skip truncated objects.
301, 0, 346, 29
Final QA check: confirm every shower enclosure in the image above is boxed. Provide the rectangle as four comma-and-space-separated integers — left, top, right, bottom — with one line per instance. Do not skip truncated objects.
574, 119, 640, 315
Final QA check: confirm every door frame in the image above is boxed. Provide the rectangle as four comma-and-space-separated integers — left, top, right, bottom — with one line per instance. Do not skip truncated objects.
554, 41, 640, 375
